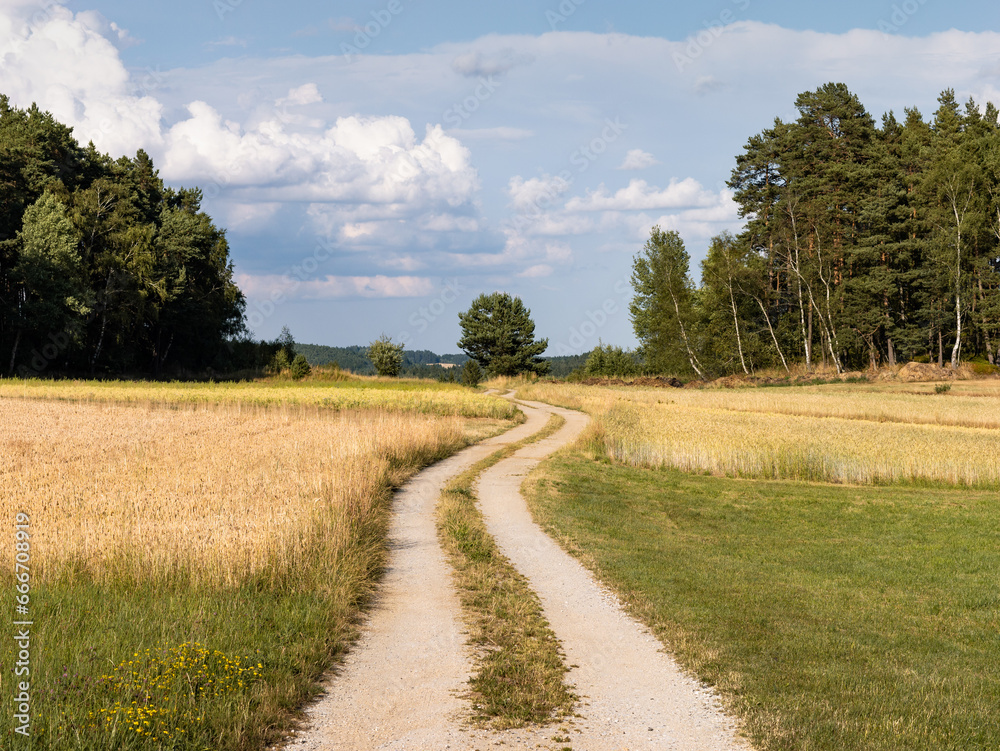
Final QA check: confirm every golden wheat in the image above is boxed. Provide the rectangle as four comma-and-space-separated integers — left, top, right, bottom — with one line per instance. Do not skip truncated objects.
0, 398, 497, 585
517, 381, 1000, 486
0, 378, 516, 419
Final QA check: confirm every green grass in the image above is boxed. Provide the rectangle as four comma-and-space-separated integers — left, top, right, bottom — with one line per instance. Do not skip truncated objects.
523, 450, 1000, 751
437, 414, 576, 728
2, 578, 353, 749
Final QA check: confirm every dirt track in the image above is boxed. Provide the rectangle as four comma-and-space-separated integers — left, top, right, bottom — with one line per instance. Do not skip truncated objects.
289, 397, 750, 750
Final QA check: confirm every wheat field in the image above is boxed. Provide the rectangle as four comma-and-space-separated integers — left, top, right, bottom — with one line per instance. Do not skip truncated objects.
0, 398, 499, 586
0, 382, 512, 748
0, 377, 517, 419
516, 380, 1000, 486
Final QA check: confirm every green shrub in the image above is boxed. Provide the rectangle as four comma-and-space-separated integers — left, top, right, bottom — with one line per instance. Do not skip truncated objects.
967, 360, 999, 376
290, 354, 311, 380
268, 348, 290, 374
462, 359, 483, 387
584, 342, 639, 377
367, 335, 404, 377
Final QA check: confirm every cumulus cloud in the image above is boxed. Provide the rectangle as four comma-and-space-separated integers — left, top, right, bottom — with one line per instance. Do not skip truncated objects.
277, 83, 323, 107
161, 107, 479, 207
507, 174, 572, 213
0, 2, 163, 156
617, 149, 659, 170
237, 273, 435, 300
565, 178, 719, 212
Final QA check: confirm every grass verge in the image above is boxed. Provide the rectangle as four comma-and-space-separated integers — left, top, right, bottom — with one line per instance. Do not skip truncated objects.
523, 446, 1000, 751
437, 412, 576, 728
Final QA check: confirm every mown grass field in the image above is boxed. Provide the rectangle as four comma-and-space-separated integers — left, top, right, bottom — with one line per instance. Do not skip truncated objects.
0, 378, 515, 749
518, 378, 1000, 750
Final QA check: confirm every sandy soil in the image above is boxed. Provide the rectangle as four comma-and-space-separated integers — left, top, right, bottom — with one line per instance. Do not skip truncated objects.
286, 397, 751, 751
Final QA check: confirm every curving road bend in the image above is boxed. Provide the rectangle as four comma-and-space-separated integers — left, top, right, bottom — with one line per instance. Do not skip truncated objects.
290, 395, 750, 751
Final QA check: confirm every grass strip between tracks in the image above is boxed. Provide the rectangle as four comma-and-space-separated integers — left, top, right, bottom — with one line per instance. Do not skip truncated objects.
437, 410, 576, 729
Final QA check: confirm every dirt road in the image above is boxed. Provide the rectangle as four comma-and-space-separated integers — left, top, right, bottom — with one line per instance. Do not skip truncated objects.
290, 397, 749, 751
475, 400, 750, 750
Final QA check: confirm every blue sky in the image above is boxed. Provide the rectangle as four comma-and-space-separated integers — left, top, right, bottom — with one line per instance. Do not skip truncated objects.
4, 1, 1000, 354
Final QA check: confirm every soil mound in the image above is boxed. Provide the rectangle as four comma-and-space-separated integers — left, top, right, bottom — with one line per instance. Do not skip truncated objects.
896, 362, 953, 382
581, 376, 683, 388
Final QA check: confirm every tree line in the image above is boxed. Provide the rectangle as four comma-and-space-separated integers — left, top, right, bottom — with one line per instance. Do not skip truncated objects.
631, 82, 1000, 377
0, 96, 249, 377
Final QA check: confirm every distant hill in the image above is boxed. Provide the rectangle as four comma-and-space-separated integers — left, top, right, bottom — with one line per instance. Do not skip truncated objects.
297, 343, 590, 378
546, 353, 589, 378
296, 343, 470, 376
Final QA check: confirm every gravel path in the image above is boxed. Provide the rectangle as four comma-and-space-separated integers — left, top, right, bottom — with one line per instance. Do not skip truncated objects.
287, 397, 751, 751
287, 408, 548, 751
474, 400, 751, 750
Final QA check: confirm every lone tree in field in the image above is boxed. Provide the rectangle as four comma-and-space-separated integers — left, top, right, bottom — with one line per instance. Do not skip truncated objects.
458, 292, 549, 376
367, 334, 404, 377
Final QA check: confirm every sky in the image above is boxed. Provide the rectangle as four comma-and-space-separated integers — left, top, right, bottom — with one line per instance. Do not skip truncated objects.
3, 1, 1000, 355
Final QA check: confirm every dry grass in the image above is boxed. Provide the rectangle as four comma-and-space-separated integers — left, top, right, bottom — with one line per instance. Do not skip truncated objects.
516, 381, 1000, 486
0, 398, 500, 586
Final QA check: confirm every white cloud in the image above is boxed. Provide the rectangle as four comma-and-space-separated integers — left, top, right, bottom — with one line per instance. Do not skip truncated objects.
617, 149, 659, 170
237, 273, 435, 300
215, 201, 282, 232
519, 264, 554, 278
507, 174, 571, 212
0, 2, 163, 156
277, 83, 323, 107
565, 178, 718, 212
161, 107, 479, 207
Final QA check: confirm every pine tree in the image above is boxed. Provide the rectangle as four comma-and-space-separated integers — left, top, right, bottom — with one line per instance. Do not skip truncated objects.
368, 334, 404, 377
457, 293, 549, 377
